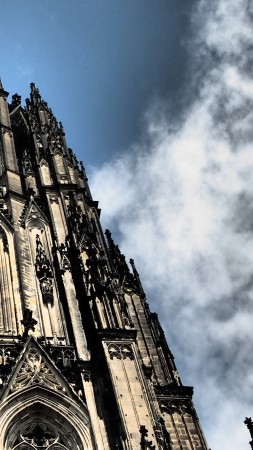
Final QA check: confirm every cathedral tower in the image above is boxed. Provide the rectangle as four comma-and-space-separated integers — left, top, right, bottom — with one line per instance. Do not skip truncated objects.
0, 81, 209, 450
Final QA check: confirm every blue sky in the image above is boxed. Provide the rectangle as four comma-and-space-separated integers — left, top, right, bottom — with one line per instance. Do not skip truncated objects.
1, 1, 253, 449
1, 0, 193, 165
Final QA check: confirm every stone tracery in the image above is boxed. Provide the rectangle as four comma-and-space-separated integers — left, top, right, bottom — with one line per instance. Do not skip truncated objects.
13, 421, 59, 449
11, 347, 64, 393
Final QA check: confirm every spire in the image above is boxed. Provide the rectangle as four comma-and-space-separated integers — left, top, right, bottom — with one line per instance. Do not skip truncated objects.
104, 229, 145, 295
129, 258, 145, 298
29, 82, 42, 105
0, 78, 9, 98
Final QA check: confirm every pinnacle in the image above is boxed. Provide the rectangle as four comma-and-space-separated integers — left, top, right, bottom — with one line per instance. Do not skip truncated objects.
0, 78, 9, 98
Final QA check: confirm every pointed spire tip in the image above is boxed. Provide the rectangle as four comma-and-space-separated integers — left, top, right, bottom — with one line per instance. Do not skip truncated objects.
0, 78, 9, 98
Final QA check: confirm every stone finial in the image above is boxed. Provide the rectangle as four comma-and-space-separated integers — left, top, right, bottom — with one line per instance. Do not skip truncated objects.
0, 78, 9, 98
244, 417, 253, 449
21, 309, 37, 339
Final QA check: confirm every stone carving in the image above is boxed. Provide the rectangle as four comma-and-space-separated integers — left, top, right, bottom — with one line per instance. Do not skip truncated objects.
1, 124, 12, 137
11, 347, 64, 393
21, 309, 37, 338
172, 370, 180, 385
140, 425, 156, 450
107, 343, 134, 361
35, 234, 54, 305
155, 418, 171, 450
58, 243, 71, 272
83, 236, 134, 329
49, 195, 59, 204
159, 400, 192, 416
105, 229, 140, 294
0, 345, 22, 387
26, 97, 40, 133
106, 277, 134, 328
15, 421, 62, 450
22, 148, 34, 176
11, 93, 21, 107
67, 194, 83, 234
0, 226, 9, 253
44, 346, 85, 396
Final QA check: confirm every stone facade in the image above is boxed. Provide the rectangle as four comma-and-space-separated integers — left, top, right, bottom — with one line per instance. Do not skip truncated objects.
0, 81, 209, 450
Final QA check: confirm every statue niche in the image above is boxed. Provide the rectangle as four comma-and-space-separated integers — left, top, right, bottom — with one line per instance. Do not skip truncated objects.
35, 234, 54, 305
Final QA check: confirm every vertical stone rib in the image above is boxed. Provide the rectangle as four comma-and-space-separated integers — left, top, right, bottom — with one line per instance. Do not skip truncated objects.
0, 275, 4, 333
47, 303, 56, 339
181, 413, 195, 450
0, 240, 7, 331
62, 271, 89, 360
5, 250, 17, 334
2, 244, 12, 332
170, 413, 183, 450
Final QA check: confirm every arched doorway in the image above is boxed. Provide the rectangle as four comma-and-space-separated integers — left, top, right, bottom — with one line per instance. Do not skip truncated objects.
0, 388, 92, 450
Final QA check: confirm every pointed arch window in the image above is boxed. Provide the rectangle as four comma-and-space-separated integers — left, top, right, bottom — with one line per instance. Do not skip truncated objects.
54, 151, 65, 175
12, 421, 69, 450
2, 395, 91, 450
40, 159, 52, 185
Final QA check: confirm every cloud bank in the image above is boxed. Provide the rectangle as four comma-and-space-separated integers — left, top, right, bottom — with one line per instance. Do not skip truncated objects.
90, 1, 253, 448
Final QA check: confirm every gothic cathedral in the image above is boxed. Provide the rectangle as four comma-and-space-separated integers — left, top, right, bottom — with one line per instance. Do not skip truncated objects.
0, 81, 209, 450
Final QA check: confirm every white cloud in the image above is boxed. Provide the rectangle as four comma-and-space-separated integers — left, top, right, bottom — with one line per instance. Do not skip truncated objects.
90, 0, 253, 448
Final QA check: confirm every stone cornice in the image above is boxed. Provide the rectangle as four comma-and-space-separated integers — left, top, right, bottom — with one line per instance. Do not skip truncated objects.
154, 384, 193, 399
98, 328, 137, 342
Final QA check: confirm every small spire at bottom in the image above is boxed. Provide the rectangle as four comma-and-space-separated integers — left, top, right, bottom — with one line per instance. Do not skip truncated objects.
244, 418, 253, 449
